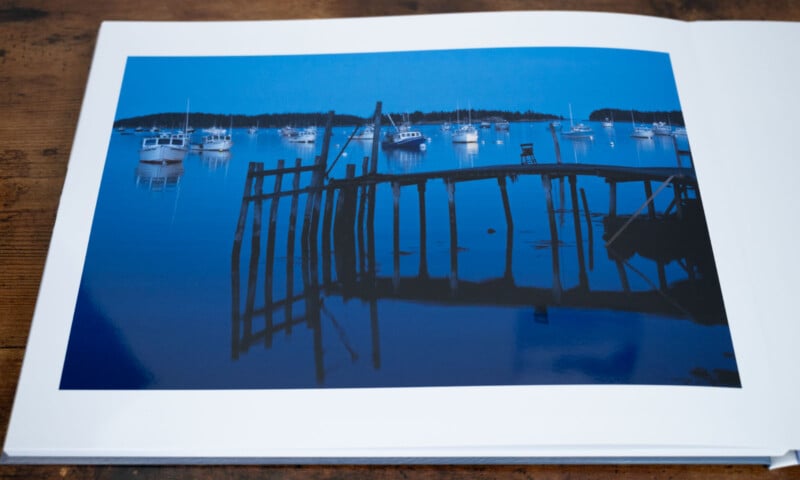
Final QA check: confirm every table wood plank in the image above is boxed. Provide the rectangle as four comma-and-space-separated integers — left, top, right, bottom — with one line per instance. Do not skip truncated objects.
1, 1, 798, 478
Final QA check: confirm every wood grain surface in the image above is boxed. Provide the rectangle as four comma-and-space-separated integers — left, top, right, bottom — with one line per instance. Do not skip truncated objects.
1, 0, 799, 478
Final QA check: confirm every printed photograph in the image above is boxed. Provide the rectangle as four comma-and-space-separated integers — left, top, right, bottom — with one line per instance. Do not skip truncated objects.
59, 47, 740, 389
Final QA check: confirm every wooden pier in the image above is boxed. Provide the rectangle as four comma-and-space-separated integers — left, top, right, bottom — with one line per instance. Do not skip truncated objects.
229, 104, 719, 384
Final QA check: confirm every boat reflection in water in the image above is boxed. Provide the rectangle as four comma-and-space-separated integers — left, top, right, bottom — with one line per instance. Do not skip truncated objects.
199, 150, 232, 171
134, 161, 184, 191
384, 147, 425, 173
453, 142, 478, 167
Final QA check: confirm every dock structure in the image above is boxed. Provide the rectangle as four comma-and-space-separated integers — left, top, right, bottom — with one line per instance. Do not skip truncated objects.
230, 104, 716, 384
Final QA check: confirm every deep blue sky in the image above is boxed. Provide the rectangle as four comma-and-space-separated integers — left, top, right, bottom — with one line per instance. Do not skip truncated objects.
115, 47, 682, 121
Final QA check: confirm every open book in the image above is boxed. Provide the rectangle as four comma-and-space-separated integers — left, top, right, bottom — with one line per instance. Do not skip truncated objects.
2, 11, 799, 467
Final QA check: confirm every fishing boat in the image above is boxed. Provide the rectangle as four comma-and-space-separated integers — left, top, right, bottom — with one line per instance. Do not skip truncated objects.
286, 126, 317, 143
451, 106, 478, 143
279, 125, 296, 137
139, 132, 189, 163
352, 124, 375, 141
652, 121, 672, 135
601, 113, 614, 128
139, 102, 191, 162
247, 122, 259, 135
495, 119, 510, 131
630, 111, 654, 139
480, 121, 491, 129
381, 114, 426, 150
440, 121, 451, 132
191, 126, 233, 152
561, 104, 594, 140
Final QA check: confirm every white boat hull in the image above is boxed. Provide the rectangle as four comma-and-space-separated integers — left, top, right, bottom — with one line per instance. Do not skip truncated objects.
452, 125, 478, 143
203, 139, 233, 151
139, 145, 187, 163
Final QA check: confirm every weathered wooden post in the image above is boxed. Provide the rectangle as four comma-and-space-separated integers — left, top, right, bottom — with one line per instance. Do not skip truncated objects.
357, 157, 369, 275
673, 183, 684, 220
644, 180, 656, 220
569, 175, 589, 290
446, 179, 458, 294
542, 174, 562, 303
657, 260, 667, 291
580, 187, 594, 271
321, 185, 334, 287
231, 162, 256, 359
245, 163, 266, 351
264, 159, 284, 347
309, 112, 335, 250
369, 101, 383, 175
392, 181, 401, 291
608, 180, 618, 218
285, 158, 302, 334
549, 122, 563, 165
334, 164, 358, 295
417, 181, 428, 279
614, 256, 631, 293
498, 176, 514, 281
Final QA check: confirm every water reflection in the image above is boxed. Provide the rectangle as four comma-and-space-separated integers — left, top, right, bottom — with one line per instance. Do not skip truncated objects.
453, 142, 478, 167
199, 150, 232, 170
384, 148, 425, 173
231, 161, 737, 388
64, 121, 735, 390
134, 161, 184, 190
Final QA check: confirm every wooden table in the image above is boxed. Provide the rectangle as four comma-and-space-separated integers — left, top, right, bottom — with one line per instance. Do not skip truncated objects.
1, 1, 799, 478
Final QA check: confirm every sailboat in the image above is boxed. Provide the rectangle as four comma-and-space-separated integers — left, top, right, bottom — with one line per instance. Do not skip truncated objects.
630, 111, 654, 139
601, 111, 614, 128
561, 104, 594, 139
451, 104, 478, 143
196, 117, 234, 151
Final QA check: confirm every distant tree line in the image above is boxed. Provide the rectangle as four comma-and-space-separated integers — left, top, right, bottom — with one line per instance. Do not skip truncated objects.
589, 108, 685, 126
114, 112, 365, 129
115, 109, 562, 129
390, 109, 561, 124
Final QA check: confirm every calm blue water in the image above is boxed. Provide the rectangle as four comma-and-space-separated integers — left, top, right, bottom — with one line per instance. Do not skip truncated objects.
60, 122, 739, 389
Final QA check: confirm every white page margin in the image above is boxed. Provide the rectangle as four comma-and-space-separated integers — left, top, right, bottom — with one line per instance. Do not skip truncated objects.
4, 12, 787, 460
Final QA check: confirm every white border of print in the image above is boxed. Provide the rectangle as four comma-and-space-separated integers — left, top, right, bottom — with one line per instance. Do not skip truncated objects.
5, 12, 796, 460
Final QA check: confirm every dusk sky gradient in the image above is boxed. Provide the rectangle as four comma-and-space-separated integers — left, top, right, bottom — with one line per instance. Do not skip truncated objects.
115, 47, 682, 121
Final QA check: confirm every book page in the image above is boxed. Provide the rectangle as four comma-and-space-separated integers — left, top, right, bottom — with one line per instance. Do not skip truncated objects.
686, 20, 800, 454
3, 12, 790, 461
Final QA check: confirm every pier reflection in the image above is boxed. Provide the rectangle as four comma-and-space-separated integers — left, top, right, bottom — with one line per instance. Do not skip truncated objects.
231, 151, 728, 386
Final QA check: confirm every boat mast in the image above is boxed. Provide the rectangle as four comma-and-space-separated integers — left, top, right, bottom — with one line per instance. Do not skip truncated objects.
184, 99, 190, 133
386, 113, 398, 130
569, 103, 575, 128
